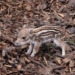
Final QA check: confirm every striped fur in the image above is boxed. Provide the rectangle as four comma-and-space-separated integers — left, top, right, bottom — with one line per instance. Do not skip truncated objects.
14, 25, 70, 57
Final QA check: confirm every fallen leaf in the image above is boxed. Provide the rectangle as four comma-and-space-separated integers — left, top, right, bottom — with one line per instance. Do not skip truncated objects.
62, 58, 70, 64
55, 57, 62, 65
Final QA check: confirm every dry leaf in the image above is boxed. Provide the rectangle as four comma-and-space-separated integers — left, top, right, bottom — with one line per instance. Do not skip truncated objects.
55, 57, 62, 65
62, 58, 70, 63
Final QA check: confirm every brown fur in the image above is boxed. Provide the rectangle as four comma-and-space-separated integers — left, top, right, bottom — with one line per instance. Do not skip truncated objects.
14, 25, 71, 57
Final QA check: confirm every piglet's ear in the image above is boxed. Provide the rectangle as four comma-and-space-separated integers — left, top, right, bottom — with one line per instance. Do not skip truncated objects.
23, 24, 35, 28
22, 24, 28, 28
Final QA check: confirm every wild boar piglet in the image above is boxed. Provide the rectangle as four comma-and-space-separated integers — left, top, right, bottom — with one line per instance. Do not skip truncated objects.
14, 25, 70, 57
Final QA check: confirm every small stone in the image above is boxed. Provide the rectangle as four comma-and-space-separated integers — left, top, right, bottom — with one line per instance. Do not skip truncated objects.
17, 64, 22, 70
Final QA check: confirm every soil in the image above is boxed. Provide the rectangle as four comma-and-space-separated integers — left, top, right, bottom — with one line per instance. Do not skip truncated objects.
0, 0, 75, 75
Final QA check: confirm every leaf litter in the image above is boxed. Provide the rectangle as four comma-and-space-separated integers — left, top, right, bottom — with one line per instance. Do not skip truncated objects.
0, 0, 75, 75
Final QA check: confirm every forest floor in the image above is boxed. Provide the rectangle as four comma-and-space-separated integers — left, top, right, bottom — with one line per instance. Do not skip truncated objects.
0, 0, 75, 75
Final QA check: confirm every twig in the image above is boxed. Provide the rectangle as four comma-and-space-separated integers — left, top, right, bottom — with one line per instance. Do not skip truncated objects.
6, 69, 37, 75
50, 0, 54, 3
28, 58, 45, 68
1, 34, 14, 45
0, 1, 19, 8
52, 9, 64, 22
43, 57, 48, 66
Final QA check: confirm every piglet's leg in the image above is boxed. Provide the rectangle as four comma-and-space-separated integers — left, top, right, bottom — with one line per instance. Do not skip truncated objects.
53, 38, 67, 56
31, 42, 41, 57
25, 43, 33, 55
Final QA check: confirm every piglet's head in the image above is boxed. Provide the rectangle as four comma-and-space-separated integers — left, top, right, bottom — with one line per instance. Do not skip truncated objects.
14, 28, 32, 46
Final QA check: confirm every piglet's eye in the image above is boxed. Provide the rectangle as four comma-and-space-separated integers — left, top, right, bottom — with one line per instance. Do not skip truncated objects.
22, 37, 26, 39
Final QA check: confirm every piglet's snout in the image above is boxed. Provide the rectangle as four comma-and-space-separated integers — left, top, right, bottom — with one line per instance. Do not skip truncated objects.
14, 41, 21, 46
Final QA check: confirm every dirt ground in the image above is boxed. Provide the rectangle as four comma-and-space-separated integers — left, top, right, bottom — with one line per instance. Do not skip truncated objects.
0, 0, 75, 75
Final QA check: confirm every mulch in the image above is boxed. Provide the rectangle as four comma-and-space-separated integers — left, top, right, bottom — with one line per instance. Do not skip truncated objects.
0, 0, 75, 75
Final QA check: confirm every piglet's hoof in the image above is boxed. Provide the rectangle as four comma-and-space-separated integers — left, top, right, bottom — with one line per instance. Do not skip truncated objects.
30, 53, 35, 57
25, 52, 31, 55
